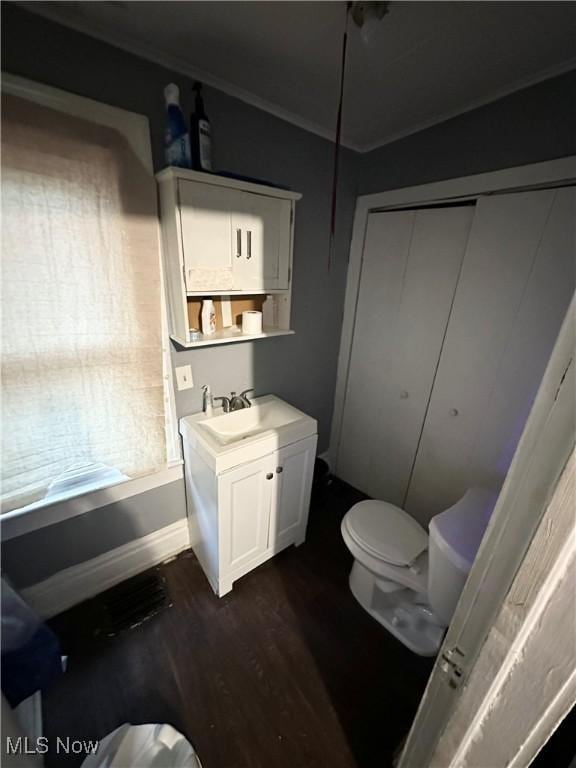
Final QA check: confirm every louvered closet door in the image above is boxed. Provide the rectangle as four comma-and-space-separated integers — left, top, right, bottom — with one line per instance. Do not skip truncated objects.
336, 205, 475, 505
405, 187, 576, 525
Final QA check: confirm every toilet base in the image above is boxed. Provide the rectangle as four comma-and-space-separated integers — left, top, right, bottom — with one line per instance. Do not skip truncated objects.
349, 560, 445, 656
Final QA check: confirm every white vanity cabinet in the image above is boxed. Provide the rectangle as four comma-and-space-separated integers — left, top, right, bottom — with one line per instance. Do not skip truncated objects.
219, 437, 316, 584
157, 168, 301, 347
179, 396, 317, 596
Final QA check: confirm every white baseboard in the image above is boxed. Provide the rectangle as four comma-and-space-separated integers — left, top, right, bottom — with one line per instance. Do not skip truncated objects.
21, 519, 190, 619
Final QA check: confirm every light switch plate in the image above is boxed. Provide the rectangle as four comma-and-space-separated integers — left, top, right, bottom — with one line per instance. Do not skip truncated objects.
175, 365, 194, 391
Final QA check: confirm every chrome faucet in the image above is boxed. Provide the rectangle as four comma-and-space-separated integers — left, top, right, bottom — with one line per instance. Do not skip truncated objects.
213, 388, 254, 413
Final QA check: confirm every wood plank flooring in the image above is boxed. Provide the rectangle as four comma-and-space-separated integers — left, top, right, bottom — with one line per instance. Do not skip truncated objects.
43, 479, 433, 768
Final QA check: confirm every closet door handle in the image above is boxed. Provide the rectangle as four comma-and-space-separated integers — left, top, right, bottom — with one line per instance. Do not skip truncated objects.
246, 230, 252, 259
236, 229, 242, 258
266, 472, 274, 480
276, 467, 283, 474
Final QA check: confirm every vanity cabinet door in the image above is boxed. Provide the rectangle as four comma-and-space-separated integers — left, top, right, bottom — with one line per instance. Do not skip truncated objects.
218, 455, 274, 574
269, 436, 317, 552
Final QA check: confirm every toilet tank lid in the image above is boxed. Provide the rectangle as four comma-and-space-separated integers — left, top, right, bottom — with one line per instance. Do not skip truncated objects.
429, 488, 498, 572
345, 500, 428, 566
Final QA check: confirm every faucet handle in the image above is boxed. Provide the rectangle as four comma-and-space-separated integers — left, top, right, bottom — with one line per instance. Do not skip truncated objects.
240, 388, 254, 407
214, 396, 231, 413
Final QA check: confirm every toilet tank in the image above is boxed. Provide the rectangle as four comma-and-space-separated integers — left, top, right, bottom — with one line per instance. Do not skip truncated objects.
427, 488, 498, 626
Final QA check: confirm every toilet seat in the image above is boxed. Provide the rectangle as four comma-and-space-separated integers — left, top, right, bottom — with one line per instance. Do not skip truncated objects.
344, 500, 428, 566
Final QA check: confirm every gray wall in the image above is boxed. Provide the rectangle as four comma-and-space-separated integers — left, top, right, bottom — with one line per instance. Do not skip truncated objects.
359, 69, 576, 194
1, 4, 357, 588
2, 481, 186, 589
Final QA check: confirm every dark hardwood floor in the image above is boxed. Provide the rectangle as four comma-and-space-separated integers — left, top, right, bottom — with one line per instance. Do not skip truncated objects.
43, 478, 433, 768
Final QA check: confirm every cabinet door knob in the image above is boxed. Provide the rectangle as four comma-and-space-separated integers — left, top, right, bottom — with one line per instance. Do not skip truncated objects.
450, 408, 459, 416
236, 229, 242, 258
266, 472, 274, 480
276, 466, 283, 474
400, 390, 409, 399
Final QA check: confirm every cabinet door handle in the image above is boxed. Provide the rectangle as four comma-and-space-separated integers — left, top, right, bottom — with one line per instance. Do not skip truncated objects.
276, 467, 283, 474
266, 472, 274, 480
246, 230, 252, 259
236, 229, 242, 258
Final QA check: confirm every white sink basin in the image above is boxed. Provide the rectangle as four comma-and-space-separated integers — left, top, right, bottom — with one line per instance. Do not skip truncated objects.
179, 395, 317, 473
199, 398, 302, 445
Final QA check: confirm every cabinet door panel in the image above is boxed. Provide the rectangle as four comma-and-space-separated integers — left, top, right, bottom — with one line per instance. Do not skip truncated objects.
405, 188, 575, 524
233, 194, 291, 291
337, 206, 474, 504
178, 180, 234, 291
219, 456, 272, 573
269, 436, 316, 551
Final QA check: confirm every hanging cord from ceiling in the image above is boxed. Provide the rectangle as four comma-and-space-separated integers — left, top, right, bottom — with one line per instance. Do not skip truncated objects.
328, 2, 350, 272
328, 1, 390, 271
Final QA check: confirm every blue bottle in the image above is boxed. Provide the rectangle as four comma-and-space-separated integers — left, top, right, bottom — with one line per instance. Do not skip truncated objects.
164, 83, 191, 168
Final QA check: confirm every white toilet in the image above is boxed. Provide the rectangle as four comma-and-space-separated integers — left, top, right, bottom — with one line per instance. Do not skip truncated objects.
341, 488, 497, 656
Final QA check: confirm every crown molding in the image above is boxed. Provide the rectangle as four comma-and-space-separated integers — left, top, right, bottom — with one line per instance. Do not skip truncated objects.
15, 3, 576, 156
16, 3, 363, 153
357, 58, 576, 154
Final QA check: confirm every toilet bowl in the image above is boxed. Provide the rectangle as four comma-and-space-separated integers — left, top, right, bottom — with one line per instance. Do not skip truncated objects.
341, 488, 497, 656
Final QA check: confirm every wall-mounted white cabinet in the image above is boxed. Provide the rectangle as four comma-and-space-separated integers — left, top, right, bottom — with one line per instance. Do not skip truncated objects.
157, 168, 301, 347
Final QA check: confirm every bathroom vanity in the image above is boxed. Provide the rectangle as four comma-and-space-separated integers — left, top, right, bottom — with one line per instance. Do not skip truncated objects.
180, 396, 317, 596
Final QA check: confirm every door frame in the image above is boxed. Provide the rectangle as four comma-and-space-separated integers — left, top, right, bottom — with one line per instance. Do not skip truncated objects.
329, 155, 576, 469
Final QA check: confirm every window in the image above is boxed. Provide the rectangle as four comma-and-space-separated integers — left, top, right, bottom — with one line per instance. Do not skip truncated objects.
1, 80, 173, 515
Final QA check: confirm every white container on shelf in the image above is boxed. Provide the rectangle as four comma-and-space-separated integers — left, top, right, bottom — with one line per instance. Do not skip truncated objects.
201, 299, 216, 336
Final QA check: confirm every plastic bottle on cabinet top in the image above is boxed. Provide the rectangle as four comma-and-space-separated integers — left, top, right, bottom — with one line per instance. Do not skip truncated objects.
190, 81, 212, 172
164, 83, 191, 169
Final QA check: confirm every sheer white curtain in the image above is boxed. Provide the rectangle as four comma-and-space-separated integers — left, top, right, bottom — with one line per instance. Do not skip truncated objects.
1, 93, 167, 512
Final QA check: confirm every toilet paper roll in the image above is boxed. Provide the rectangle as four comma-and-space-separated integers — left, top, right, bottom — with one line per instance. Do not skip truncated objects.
242, 310, 263, 335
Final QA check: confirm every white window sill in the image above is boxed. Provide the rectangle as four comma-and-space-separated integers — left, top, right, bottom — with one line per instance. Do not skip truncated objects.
0, 463, 184, 542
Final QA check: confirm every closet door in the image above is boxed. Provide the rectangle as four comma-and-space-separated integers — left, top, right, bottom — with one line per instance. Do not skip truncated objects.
405, 188, 575, 524
336, 205, 475, 505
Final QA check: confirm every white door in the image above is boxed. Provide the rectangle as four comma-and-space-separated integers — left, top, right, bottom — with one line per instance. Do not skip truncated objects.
269, 436, 317, 552
398, 296, 575, 768
405, 188, 576, 525
232, 193, 291, 291
336, 205, 475, 505
219, 455, 273, 574
178, 180, 237, 291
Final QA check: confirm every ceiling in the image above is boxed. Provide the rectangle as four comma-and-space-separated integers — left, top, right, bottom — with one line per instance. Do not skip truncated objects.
18, 1, 576, 152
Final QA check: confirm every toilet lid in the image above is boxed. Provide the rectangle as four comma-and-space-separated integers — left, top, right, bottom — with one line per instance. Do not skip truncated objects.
345, 500, 428, 566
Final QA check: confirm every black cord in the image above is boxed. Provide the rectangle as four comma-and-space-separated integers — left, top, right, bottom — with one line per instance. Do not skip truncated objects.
328, 2, 350, 271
